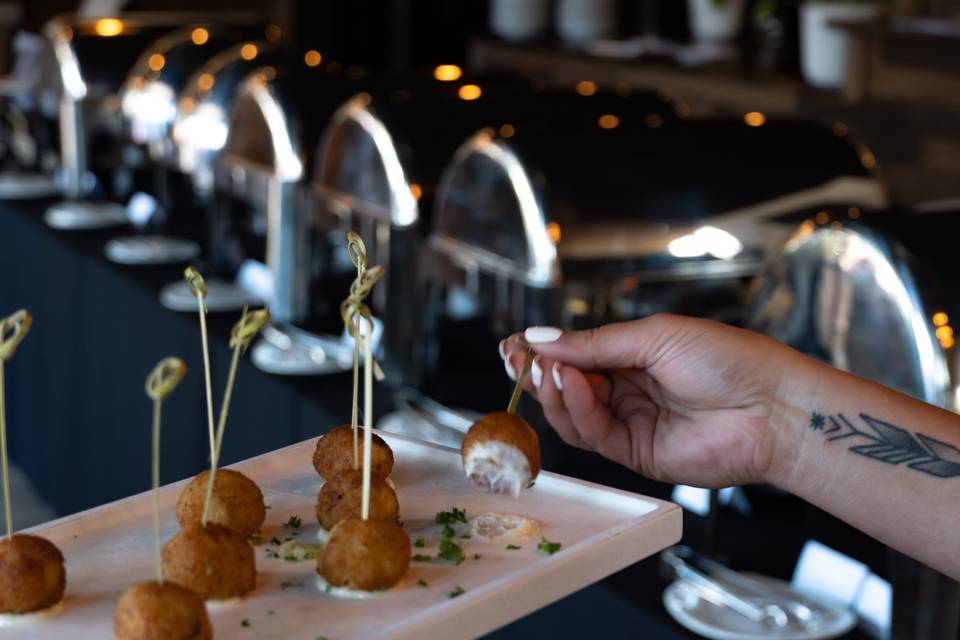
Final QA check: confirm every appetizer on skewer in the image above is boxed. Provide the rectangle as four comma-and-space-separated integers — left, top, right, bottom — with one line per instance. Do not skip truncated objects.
177, 268, 266, 537
0, 311, 66, 622
114, 357, 212, 640
313, 424, 394, 480
462, 345, 541, 496
316, 233, 410, 593
163, 307, 268, 601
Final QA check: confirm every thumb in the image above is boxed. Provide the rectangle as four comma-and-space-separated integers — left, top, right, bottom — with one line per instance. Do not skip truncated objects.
522, 314, 679, 373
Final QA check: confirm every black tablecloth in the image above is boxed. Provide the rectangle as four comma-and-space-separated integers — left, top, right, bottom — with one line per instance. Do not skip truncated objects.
0, 198, 879, 639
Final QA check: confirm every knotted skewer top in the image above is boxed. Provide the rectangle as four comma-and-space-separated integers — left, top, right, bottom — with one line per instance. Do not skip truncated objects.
0, 310, 32, 361
145, 358, 188, 401
340, 232, 385, 380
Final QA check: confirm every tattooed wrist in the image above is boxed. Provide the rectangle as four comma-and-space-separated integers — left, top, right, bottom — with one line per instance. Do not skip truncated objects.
809, 412, 960, 478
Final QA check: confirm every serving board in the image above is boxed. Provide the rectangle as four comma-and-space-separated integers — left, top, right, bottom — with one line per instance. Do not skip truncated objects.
12, 431, 682, 639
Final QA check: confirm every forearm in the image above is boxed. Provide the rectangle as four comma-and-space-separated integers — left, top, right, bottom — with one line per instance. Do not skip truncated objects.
767, 352, 960, 579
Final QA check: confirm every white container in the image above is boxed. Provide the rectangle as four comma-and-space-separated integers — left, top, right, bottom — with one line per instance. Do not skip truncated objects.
489, 0, 550, 42
801, 2, 882, 89
687, 0, 746, 44
556, 0, 619, 44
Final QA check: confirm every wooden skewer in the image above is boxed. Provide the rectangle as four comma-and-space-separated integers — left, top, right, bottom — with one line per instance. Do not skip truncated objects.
200, 307, 269, 527
184, 267, 216, 464
361, 319, 374, 520
0, 310, 32, 541
507, 344, 535, 415
351, 312, 360, 470
146, 357, 187, 584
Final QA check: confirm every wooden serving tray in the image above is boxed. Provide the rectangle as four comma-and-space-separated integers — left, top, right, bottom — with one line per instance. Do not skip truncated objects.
12, 431, 682, 639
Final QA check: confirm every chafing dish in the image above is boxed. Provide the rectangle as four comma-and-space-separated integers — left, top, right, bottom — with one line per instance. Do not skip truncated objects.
308, 77, 677, 382
421, 116, 887, 400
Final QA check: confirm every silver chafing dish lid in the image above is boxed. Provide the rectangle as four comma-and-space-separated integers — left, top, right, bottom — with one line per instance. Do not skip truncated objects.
430, 117, 887, 288
312, 76, 676, 230
748, 217, 951, 407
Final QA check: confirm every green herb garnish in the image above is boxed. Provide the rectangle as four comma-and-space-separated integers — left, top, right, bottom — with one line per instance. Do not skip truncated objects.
280, 581, 302, 590
435, 507, 467, 525
414, 537, 426, 548
241, 619, 251, 627
285, 515, 302, 528
441, 523, 455, 539
537, 537, 562, 555
270, 537, 281, 545
449, 586, 465, 598
460, 533, 472, 539
506, 544, 521, 550
266, 550, 279, 559
473, 553, 482, 560
324, 584, 332, 593
439, 539, 465, 565
412, 554, 433, 562
249, 532, 264, 545
417, 579, 429, 587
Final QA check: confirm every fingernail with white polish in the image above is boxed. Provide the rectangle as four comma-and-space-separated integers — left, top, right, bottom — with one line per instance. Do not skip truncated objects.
525, 326, 562, 343
552, 363, 563, 390
531, 356, 543, 388
504, 357, 517, 381
498, 339, 507, 361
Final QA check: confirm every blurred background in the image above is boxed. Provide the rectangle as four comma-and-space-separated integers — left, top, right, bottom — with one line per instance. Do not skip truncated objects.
0, 0, 959, 638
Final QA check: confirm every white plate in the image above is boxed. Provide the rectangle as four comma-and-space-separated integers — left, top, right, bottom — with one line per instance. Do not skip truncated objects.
43, 201, 128, 230
0, 173, 60, 200
663, 574, 857, 640
250, 326, 355, 376
104, 236, 201, 265
158, 279, 261, 313
16, 431, 681, 639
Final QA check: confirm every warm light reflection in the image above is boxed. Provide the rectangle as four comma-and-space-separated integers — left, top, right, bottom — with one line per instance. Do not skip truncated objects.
265, 24, 282, 42
934, 312, 949, 327
941, 336, 954, 349
409, 183, 422, 200
147, 54, 165, 72
191, 27, 209, 45
95, 18, 123, 37
197, 73, 214, 91
575, 80, 597, 96
598, 114, 619, 129
860, 151, 877, 170
304, 50, 322, 67
547, 222, 562, 244
744, 111, 766, 127
936, 326, 953, 341
458, 84, 482, 101
815, 211, 829, 225
675, 102, 690, 118
434, 64, 462, 81
848, 207, 861, 219
499, 123, 515, 138
240, 44, 258, 60
799, 220, 815, 236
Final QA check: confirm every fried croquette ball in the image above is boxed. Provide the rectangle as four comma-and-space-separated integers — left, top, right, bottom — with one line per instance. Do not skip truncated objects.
313, 424, 394, 479
0, 534, 65, 614
315, 470, 399, 530
318, 518, 410, 591
162, 523, 255, 600
461, 412, 541, 497
114, 581, 212, 640
176, 468, 265, 538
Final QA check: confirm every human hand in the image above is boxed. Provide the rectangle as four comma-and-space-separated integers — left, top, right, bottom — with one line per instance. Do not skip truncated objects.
501, 314, 805, 488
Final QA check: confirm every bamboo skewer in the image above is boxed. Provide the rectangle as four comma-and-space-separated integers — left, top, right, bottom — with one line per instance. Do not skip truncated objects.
184, 267, 216, 463
507, 343, 535, 415
145, 357, 187, 584
0, 310, 31, 541
362, 321, 373, 520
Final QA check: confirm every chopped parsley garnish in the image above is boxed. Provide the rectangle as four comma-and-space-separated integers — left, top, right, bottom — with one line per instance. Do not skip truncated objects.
412, 554, 433, 562
249, 532, 264, 545
266, 550, 279, 559
324, 584, 332, 593
441, 524, 455, 539
417, 579, 429, 587
439, 539, 465, 565
270, 537, 282, 546
414, 537, 426, 548
473, 553, 482, 560
449, 586, 465, 598
435, 507, 467, 525
460, 533, 472, 539
283, 554, 298, 561
285, 515, 302, 528
241, 619, 251, 627
506, 544, 521, 550
280, 581, 302, 590
538, 537, 562, 555
267, 610, 275, 615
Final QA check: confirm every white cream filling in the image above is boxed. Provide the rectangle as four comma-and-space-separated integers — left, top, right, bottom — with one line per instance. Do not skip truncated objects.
0, 599, 64, 626
464, 441, 531, 497
315, 575, 381, 599
469, 512, 540, 542
316, 527, 330, 543
204, 597, 243, 610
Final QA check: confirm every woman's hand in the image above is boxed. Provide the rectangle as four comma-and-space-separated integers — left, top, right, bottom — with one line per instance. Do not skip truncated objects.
501, 314, 804, 488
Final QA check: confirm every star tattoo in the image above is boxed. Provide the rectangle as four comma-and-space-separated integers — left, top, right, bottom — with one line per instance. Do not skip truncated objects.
809, 412, 826, 431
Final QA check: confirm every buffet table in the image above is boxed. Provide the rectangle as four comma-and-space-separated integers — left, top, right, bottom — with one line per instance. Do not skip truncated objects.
0, 198, 876, 638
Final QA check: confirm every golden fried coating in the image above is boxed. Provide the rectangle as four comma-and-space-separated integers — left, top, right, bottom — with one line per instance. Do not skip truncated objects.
461, 412, 541, 492
312, 424, 394, 479
176, 468, 265, 538
114, 581, 212, 640
162, 523, 255, 600
0, 534, 65, 614
315, 470, 399, 530
318, 518, 410, 591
